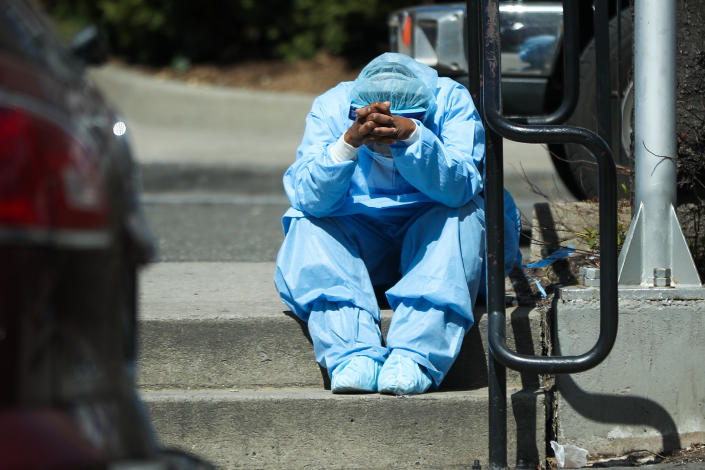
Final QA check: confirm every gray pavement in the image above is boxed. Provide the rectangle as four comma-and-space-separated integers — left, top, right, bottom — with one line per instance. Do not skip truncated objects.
143, 387, 545, 470
91, 65, 312, 168
141, 193, 287, 261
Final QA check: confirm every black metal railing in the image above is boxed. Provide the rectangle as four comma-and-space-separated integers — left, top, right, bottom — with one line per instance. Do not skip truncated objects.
466, 0, 620, 468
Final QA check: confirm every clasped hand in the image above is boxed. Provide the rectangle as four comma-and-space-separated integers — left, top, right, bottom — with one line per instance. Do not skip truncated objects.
343, 101, 416, 148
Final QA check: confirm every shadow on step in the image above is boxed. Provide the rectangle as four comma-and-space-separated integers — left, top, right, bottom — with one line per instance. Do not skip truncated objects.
443, 304, 542, 391
283, 311, 332, 390
553, 330, 682, 453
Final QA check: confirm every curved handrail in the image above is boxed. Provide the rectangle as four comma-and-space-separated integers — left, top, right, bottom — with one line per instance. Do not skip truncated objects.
482, 0, 619, 374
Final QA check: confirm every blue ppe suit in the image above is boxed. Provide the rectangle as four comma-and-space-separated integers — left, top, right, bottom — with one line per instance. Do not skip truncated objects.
274, 53, 521, 388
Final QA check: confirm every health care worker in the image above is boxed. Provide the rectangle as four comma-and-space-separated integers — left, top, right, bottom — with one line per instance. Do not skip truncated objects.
274, 53, 521, 395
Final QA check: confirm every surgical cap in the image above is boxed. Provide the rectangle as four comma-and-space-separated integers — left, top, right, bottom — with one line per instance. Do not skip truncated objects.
350, 58, 435, 117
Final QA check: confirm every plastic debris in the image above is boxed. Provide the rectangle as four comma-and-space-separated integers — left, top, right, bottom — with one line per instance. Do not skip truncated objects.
551, 440, 589, 468
522, 245, 576, 297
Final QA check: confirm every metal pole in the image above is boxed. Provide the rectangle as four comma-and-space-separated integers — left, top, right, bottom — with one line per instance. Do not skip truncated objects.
618, 0, 702, 287
635, 0, 676, 265
470, 0, 508, 466
486, 128, 507, 470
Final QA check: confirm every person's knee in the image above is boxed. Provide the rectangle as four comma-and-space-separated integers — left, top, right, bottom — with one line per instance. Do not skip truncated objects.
284, 215, 326, 241
421, 200, 483, 233
281, 215, 347, 256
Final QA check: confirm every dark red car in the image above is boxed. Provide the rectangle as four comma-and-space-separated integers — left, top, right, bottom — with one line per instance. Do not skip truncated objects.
0, 1, 210, 468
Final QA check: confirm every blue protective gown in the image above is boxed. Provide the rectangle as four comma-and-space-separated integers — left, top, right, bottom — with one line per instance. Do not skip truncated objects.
274, 53, 520, 387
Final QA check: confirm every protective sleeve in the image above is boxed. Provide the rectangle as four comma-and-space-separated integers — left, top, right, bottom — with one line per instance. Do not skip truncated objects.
390, 83, 485, 207
282, 96, 357, 218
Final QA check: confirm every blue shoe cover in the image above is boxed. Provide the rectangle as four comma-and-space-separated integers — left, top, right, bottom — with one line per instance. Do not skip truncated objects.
331, 356, 381, 393
378, 353, 432, 395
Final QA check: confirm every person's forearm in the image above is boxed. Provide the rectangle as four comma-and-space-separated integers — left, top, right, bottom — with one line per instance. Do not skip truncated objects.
392, 123, 483, 207
283, 145, 357, 217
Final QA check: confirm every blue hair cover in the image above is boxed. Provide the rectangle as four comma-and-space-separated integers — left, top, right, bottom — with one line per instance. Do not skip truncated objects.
349, 53, 437, 118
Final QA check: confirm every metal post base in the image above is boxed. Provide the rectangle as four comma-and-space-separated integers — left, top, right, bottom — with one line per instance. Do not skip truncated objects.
618, 202, 702, 287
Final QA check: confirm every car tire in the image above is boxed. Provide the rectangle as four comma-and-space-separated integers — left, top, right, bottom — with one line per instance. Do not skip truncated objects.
548, 9, 634, 200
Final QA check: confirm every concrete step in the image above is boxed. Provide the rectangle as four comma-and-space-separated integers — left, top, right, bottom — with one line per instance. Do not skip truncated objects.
137, 262, 546, 390
141, 387, 546, 470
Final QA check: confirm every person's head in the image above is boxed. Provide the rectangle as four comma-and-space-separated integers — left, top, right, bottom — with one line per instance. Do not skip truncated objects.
349, 53, 438, 123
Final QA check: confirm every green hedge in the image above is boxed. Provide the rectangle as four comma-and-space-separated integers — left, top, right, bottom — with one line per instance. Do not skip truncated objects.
42, 0, 420, 64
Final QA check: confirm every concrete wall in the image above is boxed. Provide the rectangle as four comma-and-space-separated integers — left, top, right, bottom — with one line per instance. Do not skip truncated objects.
553, 290, 705, 456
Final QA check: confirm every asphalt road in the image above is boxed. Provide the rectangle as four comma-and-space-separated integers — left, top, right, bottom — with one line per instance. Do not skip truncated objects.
142, 192, 288, 261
